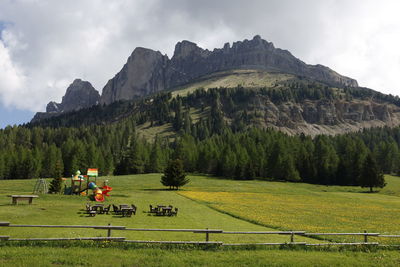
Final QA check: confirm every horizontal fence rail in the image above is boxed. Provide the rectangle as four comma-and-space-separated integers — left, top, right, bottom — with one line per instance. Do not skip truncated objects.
0, 222, 398, 247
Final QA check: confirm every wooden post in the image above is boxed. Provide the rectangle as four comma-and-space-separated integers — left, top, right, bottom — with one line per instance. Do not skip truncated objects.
206, 228, 209, 242
290, 231, 294, 243
364, 230, 368, 243
107, 223, 112, 237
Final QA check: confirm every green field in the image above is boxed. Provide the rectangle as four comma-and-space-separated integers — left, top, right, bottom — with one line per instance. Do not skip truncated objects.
1, 174, 400, 266
2, 245, 400, 267
181, 175, 400, 242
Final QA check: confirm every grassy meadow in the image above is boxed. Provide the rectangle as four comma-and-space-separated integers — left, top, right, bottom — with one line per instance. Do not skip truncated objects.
171, 69, 295, 97
180, 175, 400, 243
1, 174, 400, 266
2, 245, 400, 267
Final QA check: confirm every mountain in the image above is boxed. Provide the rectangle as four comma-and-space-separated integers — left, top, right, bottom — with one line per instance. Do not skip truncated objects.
100, 35, 357, 104
30, 35, 400, 137
29, 71, 400, 138
32, 79, 100, 122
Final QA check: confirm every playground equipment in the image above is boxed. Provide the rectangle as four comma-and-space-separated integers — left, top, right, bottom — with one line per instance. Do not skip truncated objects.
69, 169, 97, 195
67, 168, 112, 202
88, 181, 113, 202
33, 178, 48, 194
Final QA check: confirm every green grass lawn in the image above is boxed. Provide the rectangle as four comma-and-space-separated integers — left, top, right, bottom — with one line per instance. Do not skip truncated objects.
0, 174, 313, 243
1, 245, 400, 267
1, 174, 400, 266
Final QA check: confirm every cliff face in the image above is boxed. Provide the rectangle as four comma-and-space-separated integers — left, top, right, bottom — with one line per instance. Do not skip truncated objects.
57, 79, 100, 113
248, 97, 400, 135
166, 36, 357, 89
101, 48, 168, 105
32, 79, 100, 122
100, 35, 357, 104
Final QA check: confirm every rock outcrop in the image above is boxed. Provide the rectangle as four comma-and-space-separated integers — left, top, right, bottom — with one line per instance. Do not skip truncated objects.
100, 35, 358, 104
101, 48, 168, 105
248, 96, 400, 136
32, 79, 100, 122
56, 79, 100, 113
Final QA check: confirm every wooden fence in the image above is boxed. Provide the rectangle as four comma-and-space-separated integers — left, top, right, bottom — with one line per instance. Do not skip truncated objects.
0, 221, 399, 247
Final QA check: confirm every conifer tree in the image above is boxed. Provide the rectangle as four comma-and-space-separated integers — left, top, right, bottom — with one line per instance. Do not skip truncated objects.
149, 137, 163, 173
359, 154, 386, 192
48, 177, 63, 194
314, 136, 339, 184
161, 159, 189, 190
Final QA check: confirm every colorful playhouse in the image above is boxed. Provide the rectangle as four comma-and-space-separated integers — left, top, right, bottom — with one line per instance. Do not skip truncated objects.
68, 168, 112, 202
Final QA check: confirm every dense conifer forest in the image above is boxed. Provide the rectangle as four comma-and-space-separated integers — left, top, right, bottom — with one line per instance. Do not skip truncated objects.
2, 85, 399, 187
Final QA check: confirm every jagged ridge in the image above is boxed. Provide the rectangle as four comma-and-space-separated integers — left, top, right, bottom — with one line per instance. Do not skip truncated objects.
100, 35, 357, 104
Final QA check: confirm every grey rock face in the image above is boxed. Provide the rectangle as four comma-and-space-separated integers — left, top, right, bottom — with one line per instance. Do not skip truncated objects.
32, 79, 100, 122
46, 101, 61, 113
248, 96, 400, 136
101, 48, 168, 105
59, 79, 100, 112
100, 35, 358, 104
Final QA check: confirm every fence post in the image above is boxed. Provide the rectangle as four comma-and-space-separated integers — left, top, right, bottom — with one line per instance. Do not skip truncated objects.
364, 230, 368, 243
206, 228, 209, 242
290, 231, 294, 243
107, 223, 112, 237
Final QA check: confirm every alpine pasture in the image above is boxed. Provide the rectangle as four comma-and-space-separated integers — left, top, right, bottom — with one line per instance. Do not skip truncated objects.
1, 174, 400, 266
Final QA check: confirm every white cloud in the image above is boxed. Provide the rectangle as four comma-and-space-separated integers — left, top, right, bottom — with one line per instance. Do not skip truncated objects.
0, 39, 27, 107
0, 0, 400, 113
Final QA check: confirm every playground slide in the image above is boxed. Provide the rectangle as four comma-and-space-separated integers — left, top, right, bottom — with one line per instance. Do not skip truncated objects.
88, 182, 113, 202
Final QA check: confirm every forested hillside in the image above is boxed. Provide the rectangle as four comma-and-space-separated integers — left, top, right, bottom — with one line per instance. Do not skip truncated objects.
1, 111, 399, 188
30, 80, 400, 135
4, 81, 400, 186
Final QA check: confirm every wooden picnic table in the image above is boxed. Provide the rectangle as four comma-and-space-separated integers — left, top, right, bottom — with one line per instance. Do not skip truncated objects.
156, 206, 173, 216
120, 207, 134, 217
8, 195, 38, 205
119, 204, 130, 209
120, 204, 130, 216
91, 204, 104, 213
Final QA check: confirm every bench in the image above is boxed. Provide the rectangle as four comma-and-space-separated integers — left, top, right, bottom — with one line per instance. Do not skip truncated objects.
8, 195, 39, 205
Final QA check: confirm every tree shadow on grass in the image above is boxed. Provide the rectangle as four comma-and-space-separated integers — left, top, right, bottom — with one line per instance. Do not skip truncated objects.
0, 204, 35, 206
110, 194, 130, 197
359, 190, 379, 193
141, 188, 173, 191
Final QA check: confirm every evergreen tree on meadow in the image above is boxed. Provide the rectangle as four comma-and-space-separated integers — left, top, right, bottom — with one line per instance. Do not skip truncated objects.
359, 153, 386, 192
161, 159, 189, 190
48, 177, 63, 194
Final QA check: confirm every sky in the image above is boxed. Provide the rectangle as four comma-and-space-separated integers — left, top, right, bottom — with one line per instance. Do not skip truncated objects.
1, 0, 400, 128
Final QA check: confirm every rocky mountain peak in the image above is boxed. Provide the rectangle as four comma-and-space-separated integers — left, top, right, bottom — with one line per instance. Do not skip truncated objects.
46, 101, 61, 113
97, 35, 358, 105
32, 79, 100, 122
173, 40, 209, 59
60, 79, 100, 112
100, 48, 168, 105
